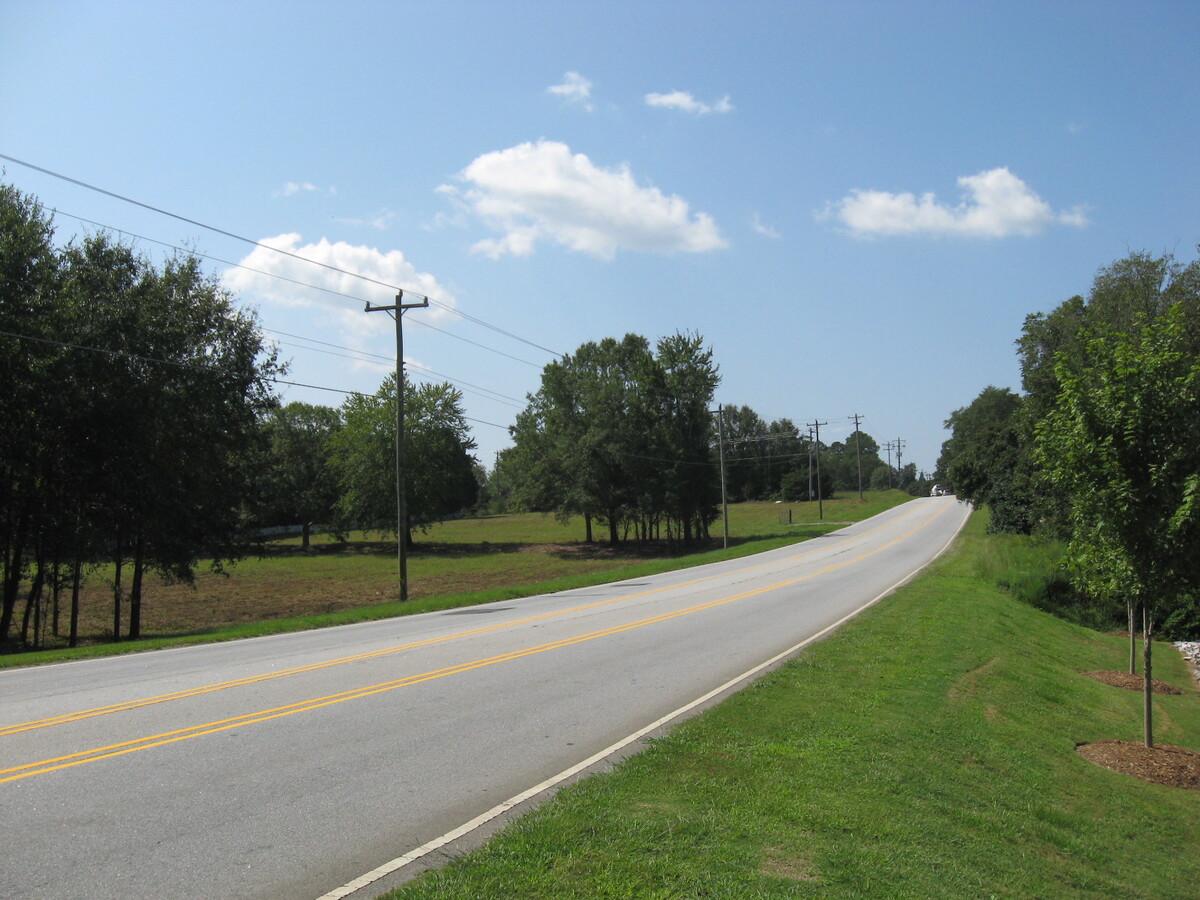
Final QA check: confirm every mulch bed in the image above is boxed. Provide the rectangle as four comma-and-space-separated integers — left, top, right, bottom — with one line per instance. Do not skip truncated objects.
1082, 670, 1183, 694
1077, 740, 1200, 789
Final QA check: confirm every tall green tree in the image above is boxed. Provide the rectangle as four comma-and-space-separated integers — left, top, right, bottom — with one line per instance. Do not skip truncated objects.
258, 402, 342, 549
509, 332, 720, 544
937, 386, 1034, 533
1036, 303, 1200, 747
331, 376, 478, 545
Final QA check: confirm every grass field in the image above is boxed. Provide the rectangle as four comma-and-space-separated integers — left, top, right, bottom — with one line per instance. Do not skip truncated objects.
381, 511, 1200, 900
5, 493, 908, 666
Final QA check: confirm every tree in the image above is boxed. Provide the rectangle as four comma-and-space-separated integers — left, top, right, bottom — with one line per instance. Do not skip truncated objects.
331, 376, 478, 545
1036, 303, 1200, 747
937, 386, 1035, 533
257, 402, 342, 549
509, 332, 721, 544
0, 187, 283, 647
0, 184, 62, 644
58, 240, 282, 640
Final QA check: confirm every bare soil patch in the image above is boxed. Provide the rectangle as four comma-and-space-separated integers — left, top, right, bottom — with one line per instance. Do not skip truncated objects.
1082, 670, 1184, 694
1077, 740, 1200, 789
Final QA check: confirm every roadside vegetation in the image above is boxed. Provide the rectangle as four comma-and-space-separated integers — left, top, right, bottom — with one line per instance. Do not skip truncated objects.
936, 248, 1200, 748
382, 512, 1200, 900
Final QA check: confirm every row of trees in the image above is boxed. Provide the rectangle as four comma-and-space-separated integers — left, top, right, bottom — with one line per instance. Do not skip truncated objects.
500, 333, 722, 544
936, 250, 1200, 745
1, 184, 282, 647
1, 183, 479, 649
489, 332, 918, 543
259, 379, 479, 551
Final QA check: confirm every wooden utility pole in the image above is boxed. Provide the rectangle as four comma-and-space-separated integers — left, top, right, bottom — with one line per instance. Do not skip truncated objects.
809, 420, 828, 520
365, 290, 429, 601
850, 413, 865, 500
715, 405, 729, 549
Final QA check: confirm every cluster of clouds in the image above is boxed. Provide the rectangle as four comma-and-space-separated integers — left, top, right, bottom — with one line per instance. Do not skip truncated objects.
260, 72, 1086, 296
438, 140, 725, 260
826, 167, 1088, 239
222, 233, 456, 351
547, 71, 734, 117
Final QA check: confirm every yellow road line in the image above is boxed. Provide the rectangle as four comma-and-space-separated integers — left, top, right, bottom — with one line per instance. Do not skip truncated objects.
1, 504, 923, 738
1, 502, 949, 784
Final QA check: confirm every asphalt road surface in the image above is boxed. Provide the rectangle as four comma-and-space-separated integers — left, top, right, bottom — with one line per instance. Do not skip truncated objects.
1, 496, 970, 900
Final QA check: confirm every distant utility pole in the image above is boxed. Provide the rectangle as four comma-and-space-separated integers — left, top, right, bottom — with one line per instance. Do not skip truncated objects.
895, 438, 906, 488
809, 420, 828, 520
850, 413, 865, 500
807, 427, 815, 503
715, 406, 729, 549
365, 290, 429, 601
883, 441, 894, 489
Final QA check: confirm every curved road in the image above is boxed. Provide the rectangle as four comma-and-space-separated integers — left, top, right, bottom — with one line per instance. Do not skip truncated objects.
0, 496, 969, 900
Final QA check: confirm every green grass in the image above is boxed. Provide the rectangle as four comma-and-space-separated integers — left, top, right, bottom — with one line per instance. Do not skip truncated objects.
1, 493, 911, 668
382, 511, 1200, 900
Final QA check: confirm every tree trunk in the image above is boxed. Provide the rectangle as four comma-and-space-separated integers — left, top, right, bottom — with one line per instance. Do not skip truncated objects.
584, 514, 593, 543
0, 508, 30, 643
112, 528, 124, 643
1128, 599, 1136, 675
129, 530, 146, 641
69, 557, 81, 649
20, 554, 46, 648
1143, 605, 1154, 749
302, 522, 312, 551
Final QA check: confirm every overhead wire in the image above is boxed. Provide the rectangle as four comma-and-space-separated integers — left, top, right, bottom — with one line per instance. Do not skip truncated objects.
0, 327, 513, 431
1, 152, 564, 357
45, 206, 545, 369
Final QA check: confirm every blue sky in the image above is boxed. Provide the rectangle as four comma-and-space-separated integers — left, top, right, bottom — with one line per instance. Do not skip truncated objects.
3, 1, 1198, 475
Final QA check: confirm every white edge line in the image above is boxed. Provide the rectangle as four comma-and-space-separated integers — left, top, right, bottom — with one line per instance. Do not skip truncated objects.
314, 500, 971, 900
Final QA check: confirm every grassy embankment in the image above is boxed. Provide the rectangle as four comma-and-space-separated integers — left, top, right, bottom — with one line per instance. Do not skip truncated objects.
3, 492, 906, 667
382, 510, 1200, 900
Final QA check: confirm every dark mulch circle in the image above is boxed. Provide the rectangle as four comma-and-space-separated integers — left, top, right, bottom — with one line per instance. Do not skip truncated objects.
1082, 670, 1183, 694
1077, 740, 1200, 789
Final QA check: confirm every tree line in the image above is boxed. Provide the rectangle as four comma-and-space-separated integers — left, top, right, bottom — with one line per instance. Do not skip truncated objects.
936, 249, 1200, 746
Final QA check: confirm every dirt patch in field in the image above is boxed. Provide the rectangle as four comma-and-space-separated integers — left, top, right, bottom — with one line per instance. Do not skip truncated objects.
1082, 670, 1183, 694
1077, 740, 1200, 789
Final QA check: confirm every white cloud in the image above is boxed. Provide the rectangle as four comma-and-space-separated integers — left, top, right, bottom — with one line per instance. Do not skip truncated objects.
275, 181, 337, 198
547, 71, 593, 110
334, 209, 398, 230
751, 214, 781, 239
281, 181, 316, 196
221, 233, 456, 317
824, 168, 1089, 238
645, 91, 733, 115
440, 140, 726, 260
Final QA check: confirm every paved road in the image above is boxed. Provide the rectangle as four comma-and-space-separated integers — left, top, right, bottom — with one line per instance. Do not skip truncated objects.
0, 497, 969, 900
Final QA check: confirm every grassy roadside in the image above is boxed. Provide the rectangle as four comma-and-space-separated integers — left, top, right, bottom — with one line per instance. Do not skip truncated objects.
382, 511, 1200, 900
1, 494, 908, 668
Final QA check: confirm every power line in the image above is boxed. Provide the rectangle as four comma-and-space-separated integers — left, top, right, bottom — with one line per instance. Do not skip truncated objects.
1, 153, 563, 357
47, 206, 546, 369
0, 327, 513, 430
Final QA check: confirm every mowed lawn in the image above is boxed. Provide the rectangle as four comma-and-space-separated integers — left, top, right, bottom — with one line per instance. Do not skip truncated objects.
382, 511, 1200, 900
16, 493, 908, 658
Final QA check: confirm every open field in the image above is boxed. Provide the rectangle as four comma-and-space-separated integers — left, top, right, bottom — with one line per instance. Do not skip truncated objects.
6, 493, 908, 665
383, 511, 1200, 900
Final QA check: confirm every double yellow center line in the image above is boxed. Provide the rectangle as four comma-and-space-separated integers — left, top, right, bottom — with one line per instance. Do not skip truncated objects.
2, 502, 946, 784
